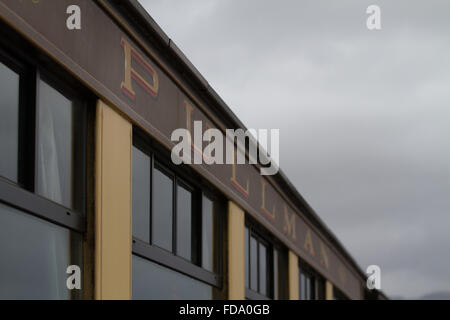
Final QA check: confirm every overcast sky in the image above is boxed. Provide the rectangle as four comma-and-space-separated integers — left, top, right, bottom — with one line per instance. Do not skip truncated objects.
138, 0, 450, 299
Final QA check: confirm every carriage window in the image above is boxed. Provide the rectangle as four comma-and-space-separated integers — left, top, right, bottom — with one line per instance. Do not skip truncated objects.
176, 184, 192, 261
36, 79, 85, 211
250, 235, 258, 292
131, 137, 224, 299
132, 146, 151, 243
245, 221, 288, 300
133, 255, 212, 300
0, 61, 19, 183
0, 204, 82, 299
299, 262, 325, 300
202, 195, 214, 271
259, 243, 268, 296
152, 167, 173, 251
0, 52, 88, 300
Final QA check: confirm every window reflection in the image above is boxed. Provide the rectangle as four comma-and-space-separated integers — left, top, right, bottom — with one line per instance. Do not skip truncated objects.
37, 80, 75, 208
202, 196, 214, 271
299, 266, 317, 300
132, 255, 212, 300
132, 146, 151, 243
0, 203, 81, 300
152, 167, 173, 251
299, 272, 305, 299
0, 62, 19, 182
176, 185, 192, 261
259, 243, 267, 296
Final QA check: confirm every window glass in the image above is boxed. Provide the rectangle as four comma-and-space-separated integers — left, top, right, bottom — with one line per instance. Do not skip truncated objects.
306, 275, 311, 300
132, 146, 151, 243
132, 255, 212, 300
152, 167, 173, 251
0, 62, 19, 182
0, 203, 82, 299
202, 196, 214, 271
176, 185, 192, 261
250, 236, 258, 291
259, 243, 267, 296
299, 271, 306, 300
244, 227, 249, 288
37, 80, 74, 208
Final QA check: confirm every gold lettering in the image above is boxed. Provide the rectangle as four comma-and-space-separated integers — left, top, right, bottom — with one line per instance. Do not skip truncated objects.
260, 180, 276, 221
121, 38, 159, 100
304, 229, 315, 256
283, 205, 296, 240
231, 158, 250, 198
319, 241, 329, 269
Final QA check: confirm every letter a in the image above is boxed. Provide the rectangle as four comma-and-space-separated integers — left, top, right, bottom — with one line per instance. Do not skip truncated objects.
66, 265, 81, 290
366, 5, 381, 30
66, 5, 81, 30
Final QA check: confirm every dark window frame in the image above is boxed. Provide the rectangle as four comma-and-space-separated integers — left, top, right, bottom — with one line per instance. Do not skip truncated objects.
298, 259, 326, 300
0, 47, 33, 188
132, 129, 224, 289
245, 217, 288, 300
0, 26, 95, 300
0, 42, 91, 234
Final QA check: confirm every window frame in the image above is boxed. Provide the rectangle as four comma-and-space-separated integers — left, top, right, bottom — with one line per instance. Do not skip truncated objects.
35, 70, 88, 214
132, 129, 224, 289
0, 45, 90, 234
0, 47, 32, 187
298, 259, 326, 300
0, 28, 94, 299
245, 217, 288, 300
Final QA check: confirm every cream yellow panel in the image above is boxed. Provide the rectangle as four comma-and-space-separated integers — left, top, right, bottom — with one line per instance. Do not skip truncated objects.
228, 201, 245, 300
288, 251, 299, 300
95, 101, 132, 300
326, 281, 334, 300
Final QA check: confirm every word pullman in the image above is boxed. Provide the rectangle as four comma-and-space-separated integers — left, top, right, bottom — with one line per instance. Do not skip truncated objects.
171, 121, 280, 176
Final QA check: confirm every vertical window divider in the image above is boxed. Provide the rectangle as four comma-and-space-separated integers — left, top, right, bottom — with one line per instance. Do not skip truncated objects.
172, 175, 177, 255
32, 70, 41, 194
149, 152, 154, 246
191, 189, 201, 266
256, 235, 260, 293
198, 191, 204, 266
215, 196, 223, 277
19, 65, 36, 191
269, 245, 274, 299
